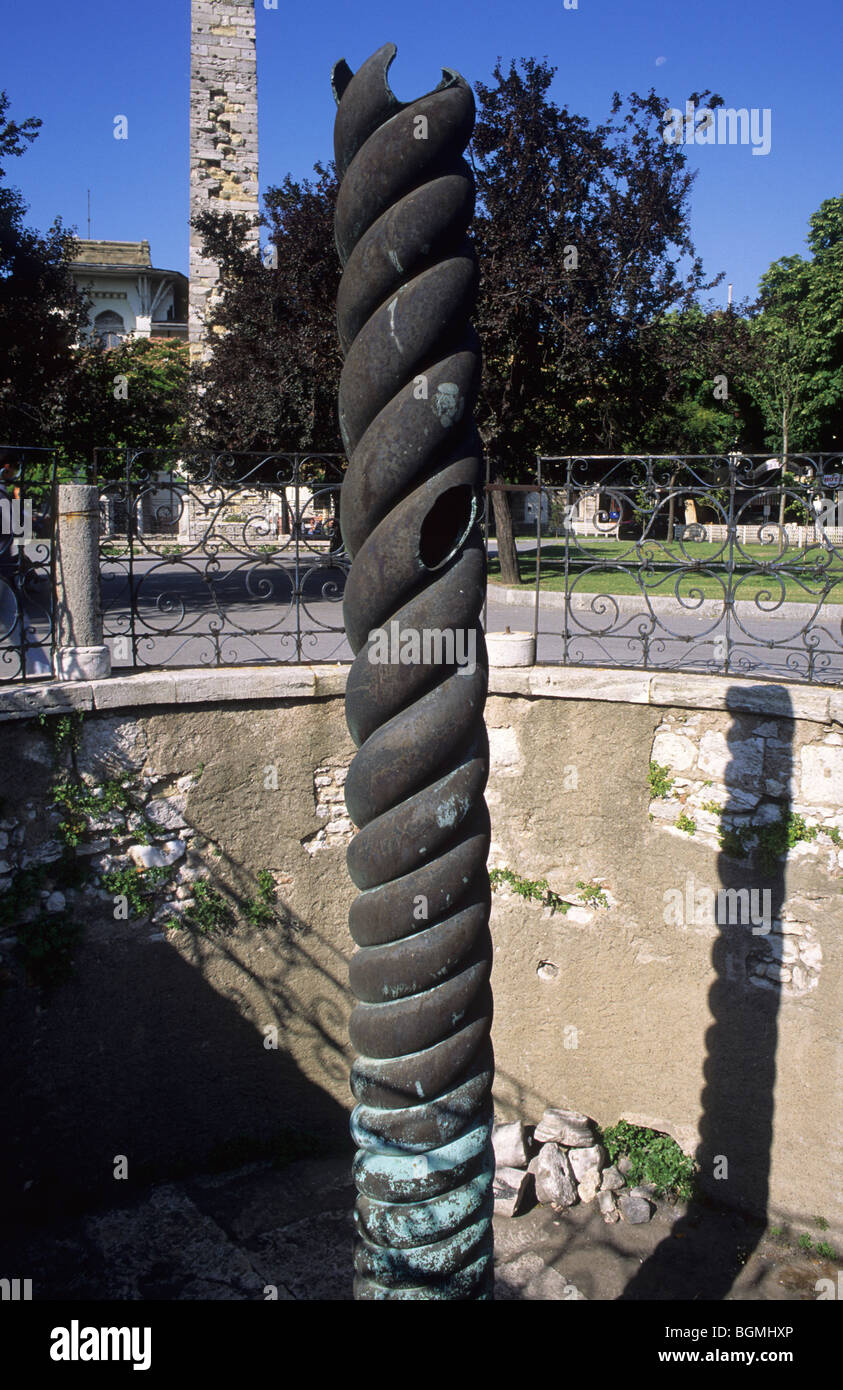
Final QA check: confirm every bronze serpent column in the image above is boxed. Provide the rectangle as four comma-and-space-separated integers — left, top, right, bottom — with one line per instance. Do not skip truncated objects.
332, 42, 494, 1300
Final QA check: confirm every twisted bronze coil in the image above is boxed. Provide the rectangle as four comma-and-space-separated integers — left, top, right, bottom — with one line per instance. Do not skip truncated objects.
332, 42, 494, 1300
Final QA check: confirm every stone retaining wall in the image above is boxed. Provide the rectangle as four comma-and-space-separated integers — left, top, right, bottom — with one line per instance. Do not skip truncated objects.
0, 667, 840, 1233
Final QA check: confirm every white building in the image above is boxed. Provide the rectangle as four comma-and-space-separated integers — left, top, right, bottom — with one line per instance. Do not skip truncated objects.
70, 240, 188, 346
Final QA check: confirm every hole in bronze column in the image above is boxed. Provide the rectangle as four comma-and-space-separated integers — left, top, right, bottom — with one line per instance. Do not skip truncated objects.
419, 485, 475, 571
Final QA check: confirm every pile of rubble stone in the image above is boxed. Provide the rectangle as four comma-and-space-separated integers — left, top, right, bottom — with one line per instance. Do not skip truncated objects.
493, 1108, 657, 1225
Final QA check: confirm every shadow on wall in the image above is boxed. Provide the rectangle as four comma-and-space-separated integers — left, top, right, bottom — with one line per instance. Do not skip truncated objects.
620, 686, 792, 1300
492, 1062, 562, 1131
0, 838, 355, 1242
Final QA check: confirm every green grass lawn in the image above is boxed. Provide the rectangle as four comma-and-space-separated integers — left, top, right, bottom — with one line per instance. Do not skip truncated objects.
488, 540, 843, 604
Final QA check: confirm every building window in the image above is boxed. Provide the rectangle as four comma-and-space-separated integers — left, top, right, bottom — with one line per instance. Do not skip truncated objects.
94, 310, 126, 347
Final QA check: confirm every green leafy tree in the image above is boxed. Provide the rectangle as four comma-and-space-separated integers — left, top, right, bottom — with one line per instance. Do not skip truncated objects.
746, 314, 814, 461
633, 304, 763, 455
55, 337, 190, 479
471, 62, 726, 460
747, 197, 843, 456
0, 90, 87, 446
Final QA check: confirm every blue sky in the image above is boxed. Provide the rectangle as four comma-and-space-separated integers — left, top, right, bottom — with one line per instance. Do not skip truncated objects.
3, 0, 840, 303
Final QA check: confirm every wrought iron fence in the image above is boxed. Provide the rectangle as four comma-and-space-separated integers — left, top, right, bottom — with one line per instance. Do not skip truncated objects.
484, 453, 843, 684
5, 446, 842, 685
98, 450, 351, 669
0, 446, 56, 682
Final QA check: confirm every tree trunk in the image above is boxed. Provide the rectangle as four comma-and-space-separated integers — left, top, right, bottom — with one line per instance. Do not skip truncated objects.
490, 468, 521, 586
778, 413, 788, 529
667, 471, 678, 541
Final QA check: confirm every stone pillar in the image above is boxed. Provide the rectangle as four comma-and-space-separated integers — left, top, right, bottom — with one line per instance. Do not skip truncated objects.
54, 485, 110, 682
178, 490, 193, 544
189, 0, 260, 361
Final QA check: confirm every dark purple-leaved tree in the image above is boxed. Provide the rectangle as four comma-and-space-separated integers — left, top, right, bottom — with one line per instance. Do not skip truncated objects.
189, 163, 342, 454
470, 59, 724, 581
189, 61, 727, 581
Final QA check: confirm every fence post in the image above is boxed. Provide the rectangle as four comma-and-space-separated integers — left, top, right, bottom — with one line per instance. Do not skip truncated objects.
54, 483, 110, 682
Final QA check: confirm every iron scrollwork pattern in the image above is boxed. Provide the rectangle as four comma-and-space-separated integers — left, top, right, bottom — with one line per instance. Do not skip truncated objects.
529, 453, 843, 683
98, 450, 350, 668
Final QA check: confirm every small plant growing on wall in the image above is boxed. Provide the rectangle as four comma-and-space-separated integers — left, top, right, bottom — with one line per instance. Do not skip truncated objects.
168, 881, 233, 935
602, 1119, 696, 1202
489, 867, 570, 915
244, 869, 278, 928
52, 776, 135, 849
576, 880, 609, 908
755, 812, 818, 872
648, 761, 675, 800
100, 865, 176, 918
719, 825, 750, 858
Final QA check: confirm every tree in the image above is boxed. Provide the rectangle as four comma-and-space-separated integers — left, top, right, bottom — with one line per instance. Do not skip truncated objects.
0, 91, 86, 446
187, 61, 734, 582
188, 164, 342, 454
469, 59, 725, 580
747, 197, 843, 456
634, 303, 764, 455
747, 315, 813, 461
55, 337, 189, 479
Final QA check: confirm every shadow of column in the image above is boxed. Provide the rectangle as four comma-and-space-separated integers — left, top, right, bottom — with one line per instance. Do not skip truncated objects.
620, 686, 792, 1299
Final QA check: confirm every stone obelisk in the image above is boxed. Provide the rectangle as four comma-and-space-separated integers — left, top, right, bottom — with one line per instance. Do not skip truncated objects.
189, 0, 260, 359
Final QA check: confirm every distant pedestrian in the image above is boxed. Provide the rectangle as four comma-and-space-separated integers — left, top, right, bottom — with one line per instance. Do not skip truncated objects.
327, 516, 343, 554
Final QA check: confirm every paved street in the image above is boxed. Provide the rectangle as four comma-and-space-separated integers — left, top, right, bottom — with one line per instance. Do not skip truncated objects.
6, 551, 840, 682
490, 590, 843, 681
93, 553, 843, 682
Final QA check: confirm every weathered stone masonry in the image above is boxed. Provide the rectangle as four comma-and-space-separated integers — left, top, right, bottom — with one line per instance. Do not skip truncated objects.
189, 0, 259, 354
0, 667, 840, 1234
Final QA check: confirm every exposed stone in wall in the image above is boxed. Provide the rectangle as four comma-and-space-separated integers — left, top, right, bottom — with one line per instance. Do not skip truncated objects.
0, 755, 213, 943
0, 711, 344, 953
746, 899, 823, 998
647, 711, 839, 999
650, 713, 843, 852
302, 765, 352, 854
189, 0, 259, 356
479, 686, 843, 1232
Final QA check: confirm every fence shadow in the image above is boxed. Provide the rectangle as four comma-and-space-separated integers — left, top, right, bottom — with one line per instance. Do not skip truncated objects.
0, 855, 357, 1298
